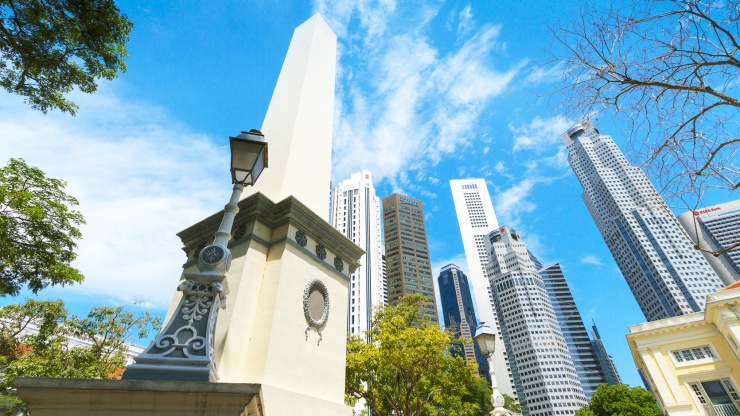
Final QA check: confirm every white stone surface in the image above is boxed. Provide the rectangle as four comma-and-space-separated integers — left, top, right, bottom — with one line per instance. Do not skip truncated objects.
243, 14, 337, 218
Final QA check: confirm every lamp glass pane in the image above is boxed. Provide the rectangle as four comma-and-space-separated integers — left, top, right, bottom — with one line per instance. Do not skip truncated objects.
231, 141, 261, 171
250, 150, 265, 183
234, 170, 250, 184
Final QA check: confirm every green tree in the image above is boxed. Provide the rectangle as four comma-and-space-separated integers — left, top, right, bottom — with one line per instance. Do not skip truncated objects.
0, 299, 161, 414
575, 384, 661, 416
0, 158, 85, 296
345, 295, 479, 416
0, 0, 133, 115
503, 393, 521, 414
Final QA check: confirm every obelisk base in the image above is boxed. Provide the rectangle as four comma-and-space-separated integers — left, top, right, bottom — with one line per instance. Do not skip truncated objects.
13, 378, 262, 416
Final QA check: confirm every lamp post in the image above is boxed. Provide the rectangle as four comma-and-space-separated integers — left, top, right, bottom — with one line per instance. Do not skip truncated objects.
122, 130, 267, 382
475, 324, 513, 416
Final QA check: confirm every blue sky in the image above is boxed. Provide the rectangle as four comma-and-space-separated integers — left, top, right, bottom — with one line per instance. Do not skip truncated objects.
0, 0, 735, 388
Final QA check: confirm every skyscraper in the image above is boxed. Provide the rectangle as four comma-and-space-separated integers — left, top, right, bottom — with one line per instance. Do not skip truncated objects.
437, 264, 489, 378
486, 226, 588, 416
330, 171, 385, 336
561, 122, 724, 321
382, 193, 438, 322
538, 261, 610, 400
590, 323, 622, 386
677, 200, 740, 286
450, 179, 517, 399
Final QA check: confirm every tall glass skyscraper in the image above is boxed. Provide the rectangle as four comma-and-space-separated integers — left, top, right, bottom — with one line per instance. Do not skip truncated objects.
486, 226, 588, 416
538, 261, 611, 400
450, 178, 517, 399
329, 171, 385, 337
561, 122, 724, 321
437, 264, 489, 379
382, 193, 438, 322
590, 323, 622, 386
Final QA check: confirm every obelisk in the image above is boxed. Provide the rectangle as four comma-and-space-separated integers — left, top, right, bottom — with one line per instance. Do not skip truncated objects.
242, 13, 336, 217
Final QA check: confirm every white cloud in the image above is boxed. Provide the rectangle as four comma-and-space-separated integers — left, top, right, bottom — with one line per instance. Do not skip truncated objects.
457, 4, 474, 40
581, 255, 604, 265
0, 86, 227, 308
317, 0, 525, 185
509, 115, 572, 152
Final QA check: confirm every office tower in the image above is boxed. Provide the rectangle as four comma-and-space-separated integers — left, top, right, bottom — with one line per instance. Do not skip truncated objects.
677, 200, 740, 286
329, 171, 385, 336
486, 227, 588, 416
590, 323, 622, 386
437, 264, 490, 378
450, 179, 517, 399
539, 262, 609, 400
561, 122, 724, 321
382, 254, 388, 304
382, 194, 438, 322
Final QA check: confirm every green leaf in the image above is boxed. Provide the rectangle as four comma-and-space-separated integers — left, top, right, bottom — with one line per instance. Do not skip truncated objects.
0, 0, 133, 115
0, 158, 85, 296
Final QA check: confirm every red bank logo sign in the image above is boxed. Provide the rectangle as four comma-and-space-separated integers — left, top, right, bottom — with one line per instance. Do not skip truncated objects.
694, 207, 721, 216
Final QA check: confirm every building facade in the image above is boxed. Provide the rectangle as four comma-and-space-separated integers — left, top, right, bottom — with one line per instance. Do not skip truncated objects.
590, 323, 621, 386
677, 200, 740, 286
628, 285, 740, 416
382, 193, 438, 322
561, 122, 724, 321
330, 171, 385, 336
539, 262, 611, 400
437, 264, 490, 378
486, 226, 588, 416
450, 178, 518, 399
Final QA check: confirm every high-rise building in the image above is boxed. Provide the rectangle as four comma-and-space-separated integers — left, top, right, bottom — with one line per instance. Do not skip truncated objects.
437, 264, 490, 378
677, 200, 740, 286
538, 261, 610, 400
486, 226, 588, 416
329, 171, 385, 336
590, 323, 622, 386
561, 122, 724, 321
382, 193, 438, 322
450, 179, 517, 399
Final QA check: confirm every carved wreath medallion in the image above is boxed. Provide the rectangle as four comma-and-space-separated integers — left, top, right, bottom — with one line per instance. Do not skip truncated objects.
304, 278, 330, 345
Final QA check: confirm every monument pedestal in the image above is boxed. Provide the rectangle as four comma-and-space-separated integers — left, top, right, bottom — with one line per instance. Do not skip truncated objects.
13, 378, 262, 416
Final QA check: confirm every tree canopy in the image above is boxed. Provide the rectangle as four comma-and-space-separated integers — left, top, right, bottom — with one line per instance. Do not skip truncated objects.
0, 298, 161, 414
0, 0, 133, 115
550, 0, 739, 203
0, 158, 85, 296
575, 384, 661, 416
345, 295, 482, 416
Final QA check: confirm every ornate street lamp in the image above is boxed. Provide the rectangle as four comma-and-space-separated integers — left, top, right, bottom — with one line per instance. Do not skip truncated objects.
122, 130, 267, 382
475, 324, 513, 416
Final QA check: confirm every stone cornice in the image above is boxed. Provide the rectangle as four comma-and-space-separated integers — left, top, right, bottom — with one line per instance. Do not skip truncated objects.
627, 313, 705, 338
177, 192, 365, 271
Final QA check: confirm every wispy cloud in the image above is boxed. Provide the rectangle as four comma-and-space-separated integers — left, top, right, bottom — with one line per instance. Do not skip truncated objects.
581, 255, 604, 265
456, 4, 474, 41
509, 115, 572, 152
315, 1, 525, 186
0, 86, 226, 308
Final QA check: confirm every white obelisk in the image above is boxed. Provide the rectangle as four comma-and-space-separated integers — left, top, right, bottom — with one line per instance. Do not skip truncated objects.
243, 14, 337, 217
